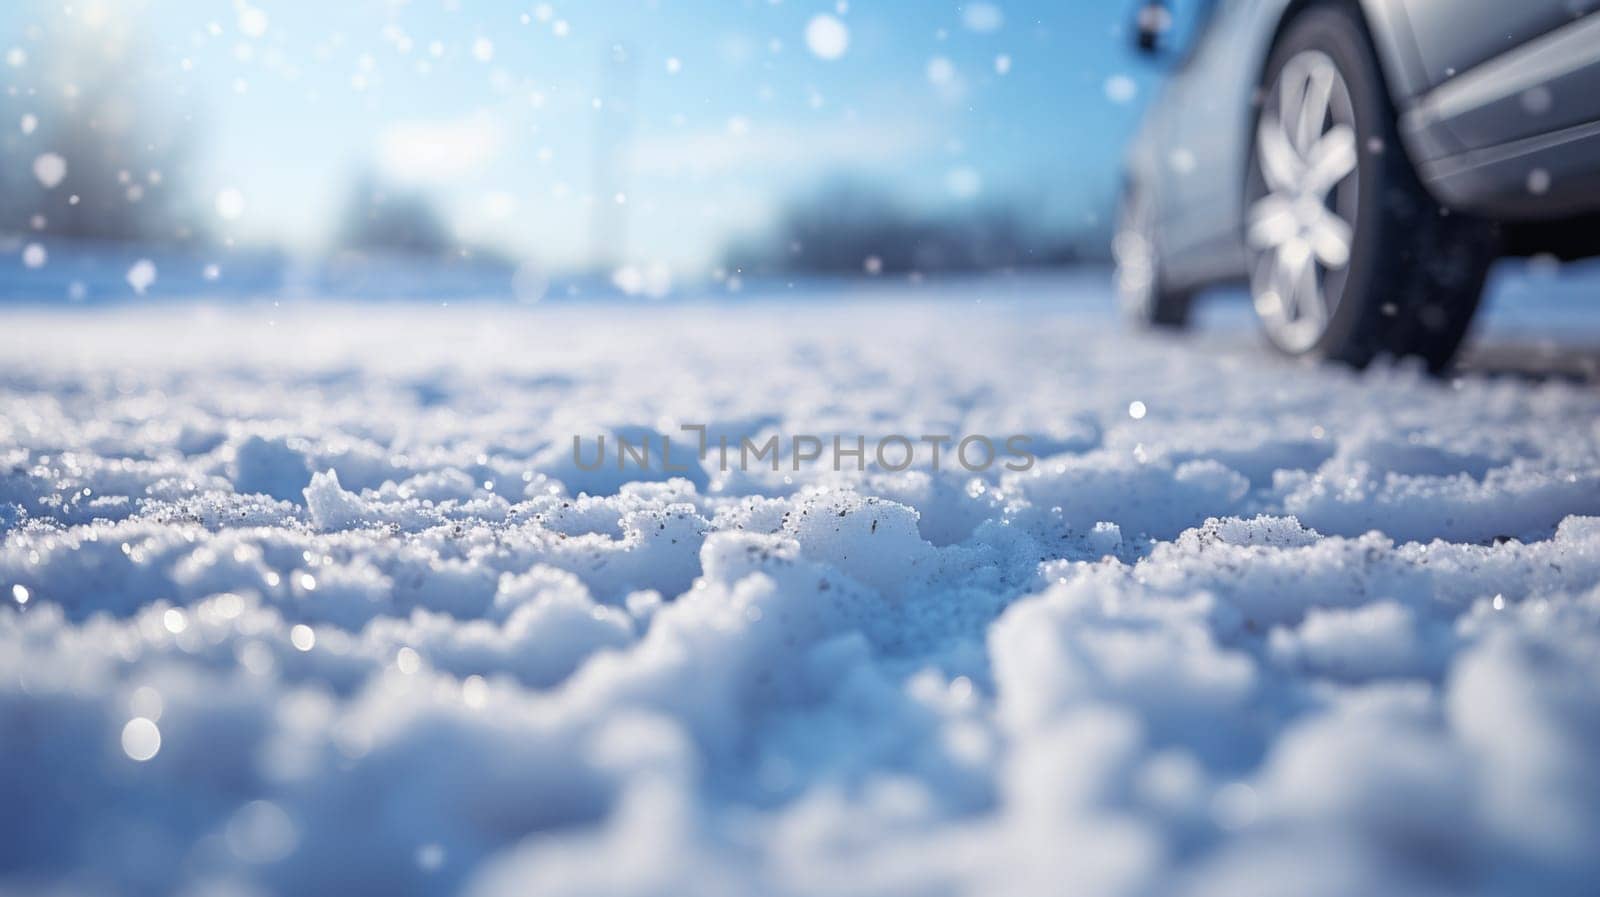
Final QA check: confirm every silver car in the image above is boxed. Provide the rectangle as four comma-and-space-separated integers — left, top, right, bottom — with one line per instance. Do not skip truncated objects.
1117, 0, 1600, 369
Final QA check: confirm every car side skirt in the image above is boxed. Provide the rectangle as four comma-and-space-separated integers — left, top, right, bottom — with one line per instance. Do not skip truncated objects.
1401, 12, 1600, 219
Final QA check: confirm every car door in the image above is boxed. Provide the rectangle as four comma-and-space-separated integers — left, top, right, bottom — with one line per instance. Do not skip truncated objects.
1396, 0, 1600, 215
1399, 0, 1592, 88
1157, 0, 1256, 277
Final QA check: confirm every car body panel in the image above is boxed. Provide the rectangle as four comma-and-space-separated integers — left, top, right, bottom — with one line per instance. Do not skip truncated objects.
1403, 12, 1600, 216
1125, 0, 1600, 294
1143, 0, 1256, 281
1356, 0, 1432, 100
1398, 0, 1592, 87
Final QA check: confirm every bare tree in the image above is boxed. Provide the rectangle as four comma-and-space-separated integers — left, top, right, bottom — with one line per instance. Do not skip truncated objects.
333, 174, 454, 258
0, 17, 201, 244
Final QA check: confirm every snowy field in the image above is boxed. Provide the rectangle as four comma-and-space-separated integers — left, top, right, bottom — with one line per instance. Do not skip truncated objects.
3, 274, 1600, 896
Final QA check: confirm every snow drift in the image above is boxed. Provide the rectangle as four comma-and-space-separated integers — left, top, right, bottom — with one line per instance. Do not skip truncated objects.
2, 296, 1598, 896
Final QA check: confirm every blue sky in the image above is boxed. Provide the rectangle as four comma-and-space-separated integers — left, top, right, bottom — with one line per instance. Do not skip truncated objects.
3, 0, 1161, 272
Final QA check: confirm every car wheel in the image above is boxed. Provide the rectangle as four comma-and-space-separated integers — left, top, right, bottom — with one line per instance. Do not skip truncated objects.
1244, 4, 1496, 371
1115, 184, 1191, 328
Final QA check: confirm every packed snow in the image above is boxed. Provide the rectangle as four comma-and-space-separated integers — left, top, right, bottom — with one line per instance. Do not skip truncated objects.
2, 280, 1600, 896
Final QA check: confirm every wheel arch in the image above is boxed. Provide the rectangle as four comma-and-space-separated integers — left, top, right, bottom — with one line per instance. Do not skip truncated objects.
1256, 0, 1431, 104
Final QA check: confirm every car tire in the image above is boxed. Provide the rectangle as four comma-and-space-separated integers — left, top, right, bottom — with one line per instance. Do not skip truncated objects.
1244, 4, 1496, 371
1115, 184, 1192, 328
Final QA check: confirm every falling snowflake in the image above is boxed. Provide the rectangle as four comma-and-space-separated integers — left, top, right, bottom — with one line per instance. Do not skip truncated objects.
962, 3, 1004, 33
127, 259, 157, 295
32, 153, 66, 189
237, 5, 269, 38
612, 263, 672, 298
1519, 86, 1552, 116
1104, 75, 1137, 104
945, 166, 981, 199
121, 717, 161, 762
215, 188, 245, 220
804, 15, 849, 60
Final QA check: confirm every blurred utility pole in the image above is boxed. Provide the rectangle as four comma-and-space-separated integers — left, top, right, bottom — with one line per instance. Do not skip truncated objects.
589, 42, 638, 273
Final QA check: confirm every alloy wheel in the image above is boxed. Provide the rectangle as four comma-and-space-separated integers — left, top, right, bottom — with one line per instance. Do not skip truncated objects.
1246, 50, 1361, 354
1114, 188, 1158, 321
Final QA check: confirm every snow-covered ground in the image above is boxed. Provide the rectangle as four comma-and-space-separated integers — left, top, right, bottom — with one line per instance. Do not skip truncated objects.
3, 274, 1600, 896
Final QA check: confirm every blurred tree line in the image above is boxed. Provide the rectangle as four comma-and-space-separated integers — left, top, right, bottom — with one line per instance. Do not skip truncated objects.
723, 175, 1096, 277
0, 18, 466, 263
335, 176, 454, 257
5, 16, 1095, 286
